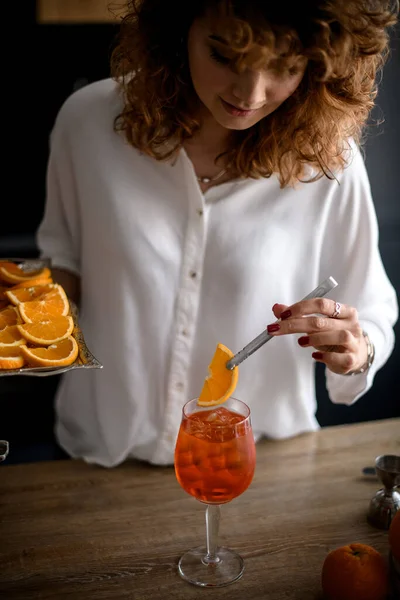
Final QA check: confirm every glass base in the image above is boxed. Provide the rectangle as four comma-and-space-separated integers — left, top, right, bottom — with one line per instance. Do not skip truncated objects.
178, 546, 244, 587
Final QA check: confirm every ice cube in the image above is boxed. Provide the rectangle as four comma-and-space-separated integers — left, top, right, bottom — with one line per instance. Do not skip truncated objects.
175, 450, 193, 469
187, 415, 206, 439
191, 414, 204, 424
206, 407, 231, 425
206, 410, 220, 423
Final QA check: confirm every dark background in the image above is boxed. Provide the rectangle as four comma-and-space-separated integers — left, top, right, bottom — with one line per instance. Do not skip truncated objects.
1, 11, 399, 464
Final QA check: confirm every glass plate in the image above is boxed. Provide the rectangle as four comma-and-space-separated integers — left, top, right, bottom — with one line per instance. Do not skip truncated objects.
0, 257, 103, 377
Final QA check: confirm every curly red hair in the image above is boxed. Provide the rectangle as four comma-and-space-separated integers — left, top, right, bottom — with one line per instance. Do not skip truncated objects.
110, 0, 398, 186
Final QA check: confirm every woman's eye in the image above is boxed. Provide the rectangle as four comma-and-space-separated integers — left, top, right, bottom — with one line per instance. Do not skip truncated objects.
209, 48, 231, 66
274, 65, 300, 78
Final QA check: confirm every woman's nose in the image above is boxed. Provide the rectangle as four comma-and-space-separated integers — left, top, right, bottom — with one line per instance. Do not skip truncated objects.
231, 69, 267, 109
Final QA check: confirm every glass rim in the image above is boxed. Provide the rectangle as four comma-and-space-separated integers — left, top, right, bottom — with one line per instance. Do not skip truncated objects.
182, 397, 251, 427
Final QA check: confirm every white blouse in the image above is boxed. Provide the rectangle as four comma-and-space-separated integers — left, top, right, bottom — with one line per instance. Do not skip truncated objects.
37, 79, 398, 467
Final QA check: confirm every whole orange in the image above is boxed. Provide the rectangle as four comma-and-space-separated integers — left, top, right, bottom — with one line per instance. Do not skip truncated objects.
321, 543, 388, 600
389, 510, 400, 563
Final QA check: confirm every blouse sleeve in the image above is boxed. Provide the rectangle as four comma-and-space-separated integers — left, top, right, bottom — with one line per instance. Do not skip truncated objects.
36, 109, 81, 277
319, 145, 398, 405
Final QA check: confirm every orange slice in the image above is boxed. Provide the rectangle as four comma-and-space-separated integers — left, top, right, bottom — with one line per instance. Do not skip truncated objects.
0, 325, 25, 347
17, 316, 74, 346
0, 262, 15, 282
0, 346, 24, 369
0, 306, 21, 329
197, 343, 238, 407
5, 283, 57, 305
10, 276, 53, 289
0, 285, 10, 301
20, 336, 78, 367
0, 263, 51, 285
18, 286, 70, 323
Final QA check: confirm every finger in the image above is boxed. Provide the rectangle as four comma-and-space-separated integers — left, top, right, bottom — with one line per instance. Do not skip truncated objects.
298, 330, 359, 353
267, 314, 345, 336
272, 303, 289, 319
312, 350, 359, 375
276, 298, 356, 321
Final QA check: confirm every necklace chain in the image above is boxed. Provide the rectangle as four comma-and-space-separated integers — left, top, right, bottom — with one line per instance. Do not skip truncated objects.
196, 168, 227, 185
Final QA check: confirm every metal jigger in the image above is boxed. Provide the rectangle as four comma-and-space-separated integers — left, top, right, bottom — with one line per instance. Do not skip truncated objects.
367, 455, 400, 530
0, 440, 9, 463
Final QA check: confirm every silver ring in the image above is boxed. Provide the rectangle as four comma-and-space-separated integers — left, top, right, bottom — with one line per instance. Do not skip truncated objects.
331, 302, 341, 318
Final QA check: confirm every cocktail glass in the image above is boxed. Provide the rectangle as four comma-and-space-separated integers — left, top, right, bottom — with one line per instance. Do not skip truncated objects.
174, 397, 256, 587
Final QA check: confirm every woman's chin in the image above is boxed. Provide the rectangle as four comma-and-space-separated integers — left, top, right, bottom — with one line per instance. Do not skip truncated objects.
212, 110, 262, 131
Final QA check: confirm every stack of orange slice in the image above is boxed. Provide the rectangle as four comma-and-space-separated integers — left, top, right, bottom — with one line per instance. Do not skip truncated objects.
0, 262, 78, 369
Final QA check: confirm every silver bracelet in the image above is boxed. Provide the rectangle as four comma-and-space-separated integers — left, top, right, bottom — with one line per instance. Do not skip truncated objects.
345, 330, 375, 376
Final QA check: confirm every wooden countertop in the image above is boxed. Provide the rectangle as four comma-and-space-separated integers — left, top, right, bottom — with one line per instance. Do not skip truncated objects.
1, 418, 399, 599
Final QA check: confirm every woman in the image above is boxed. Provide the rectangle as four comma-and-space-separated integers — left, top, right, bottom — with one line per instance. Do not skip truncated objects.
37, 0, 398, 467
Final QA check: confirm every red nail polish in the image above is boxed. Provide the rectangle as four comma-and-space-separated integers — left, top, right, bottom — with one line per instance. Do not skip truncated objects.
280, 309, 292, 320
267, 323, 280, 333
312, 352, 323, 360
272, 303, 279, 311
298, 336, 309, 347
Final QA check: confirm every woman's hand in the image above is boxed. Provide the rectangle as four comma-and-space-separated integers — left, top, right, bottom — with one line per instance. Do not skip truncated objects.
266, 298, 368, 375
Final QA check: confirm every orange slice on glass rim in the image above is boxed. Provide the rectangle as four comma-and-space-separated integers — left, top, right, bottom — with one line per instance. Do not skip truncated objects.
0, 263, 51, 285
20, 336, 78, 368
17, 316, 74, 346
0, 346, 24, 369
18, 286, 70, 323
197, 343, 239, 407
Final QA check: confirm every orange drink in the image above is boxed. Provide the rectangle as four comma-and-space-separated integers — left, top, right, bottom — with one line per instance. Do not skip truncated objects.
175, 406, 255, 504
174, 397, 255, 587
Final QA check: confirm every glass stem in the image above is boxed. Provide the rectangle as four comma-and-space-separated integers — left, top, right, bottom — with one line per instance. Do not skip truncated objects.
203, 504, 221, 565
